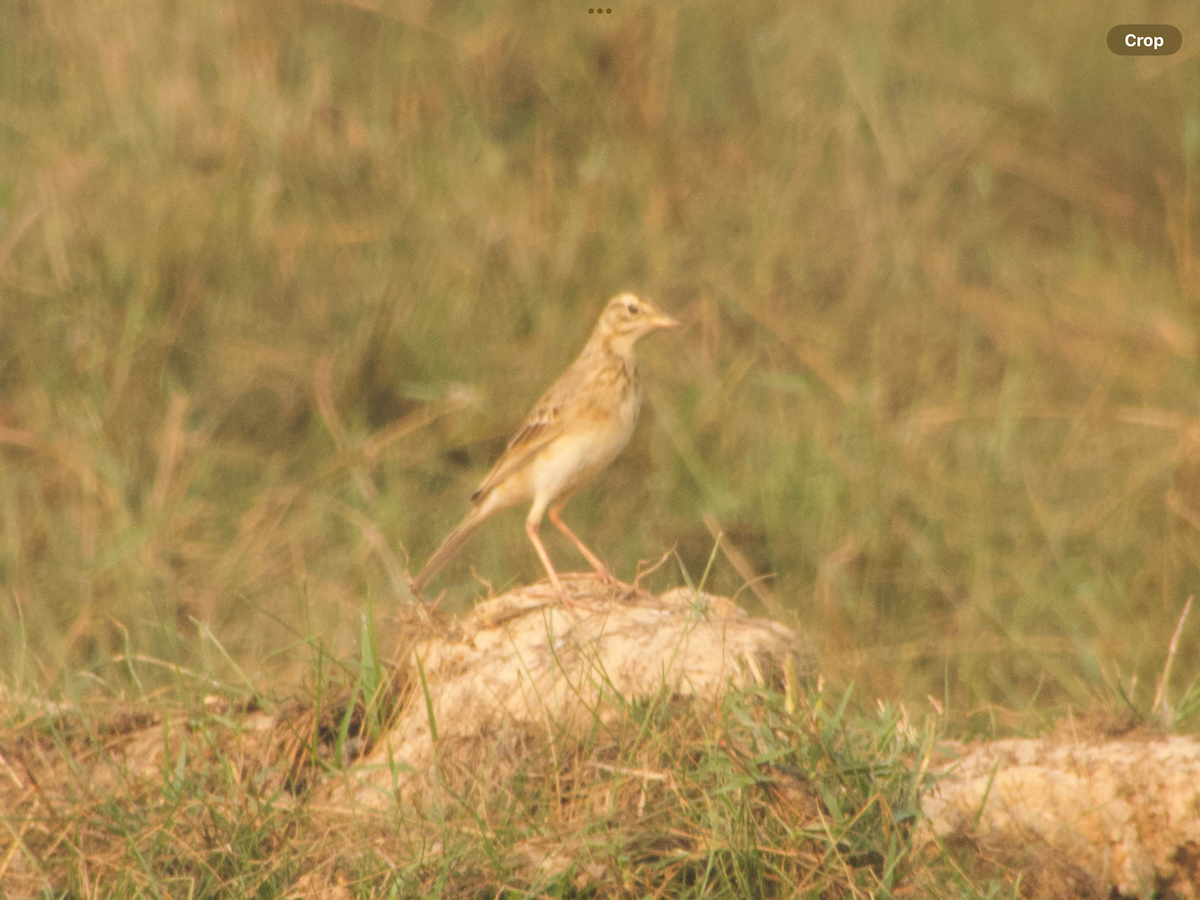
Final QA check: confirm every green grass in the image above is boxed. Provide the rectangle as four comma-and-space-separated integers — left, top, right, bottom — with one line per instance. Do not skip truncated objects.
5, 661, 997, 898
3, 0, 1200, 743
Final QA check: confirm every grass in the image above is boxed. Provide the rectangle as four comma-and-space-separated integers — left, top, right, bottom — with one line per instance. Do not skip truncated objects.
4, 0, 1199, 718
2, 0, 1200, 892
9, 615, 1193, 897
4, 657, 980, 898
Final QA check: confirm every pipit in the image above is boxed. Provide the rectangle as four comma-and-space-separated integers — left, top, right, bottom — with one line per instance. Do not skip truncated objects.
410, 292, 678, 599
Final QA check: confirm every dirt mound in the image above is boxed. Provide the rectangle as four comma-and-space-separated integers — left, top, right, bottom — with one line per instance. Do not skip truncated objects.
330, 575, 805, 809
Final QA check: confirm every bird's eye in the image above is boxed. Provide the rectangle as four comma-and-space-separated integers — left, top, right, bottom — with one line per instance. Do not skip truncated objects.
626, 302, 640, 316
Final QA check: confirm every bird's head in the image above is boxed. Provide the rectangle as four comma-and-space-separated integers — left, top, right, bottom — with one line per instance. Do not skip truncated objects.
594, 292, 678, 352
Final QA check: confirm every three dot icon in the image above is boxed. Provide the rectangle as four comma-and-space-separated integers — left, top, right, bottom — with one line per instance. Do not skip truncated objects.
589, 8, 612, 12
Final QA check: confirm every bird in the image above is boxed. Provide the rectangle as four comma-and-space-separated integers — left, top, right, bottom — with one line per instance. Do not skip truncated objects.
410, 292, 678, 599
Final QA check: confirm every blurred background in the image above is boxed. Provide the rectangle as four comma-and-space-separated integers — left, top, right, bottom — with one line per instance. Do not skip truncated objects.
2, 0, 1199, 728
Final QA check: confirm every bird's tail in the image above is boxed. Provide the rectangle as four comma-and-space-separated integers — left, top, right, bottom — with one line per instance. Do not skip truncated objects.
409, 505, 488, 596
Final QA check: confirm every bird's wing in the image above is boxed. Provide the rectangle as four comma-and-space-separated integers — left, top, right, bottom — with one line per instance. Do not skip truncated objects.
469, 368, 581, 504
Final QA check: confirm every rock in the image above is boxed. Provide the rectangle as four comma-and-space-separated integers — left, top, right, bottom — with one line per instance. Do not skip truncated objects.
922, 734, 1200, 897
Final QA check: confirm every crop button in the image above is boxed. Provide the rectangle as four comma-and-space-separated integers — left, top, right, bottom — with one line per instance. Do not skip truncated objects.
1107, 25, 1182, 55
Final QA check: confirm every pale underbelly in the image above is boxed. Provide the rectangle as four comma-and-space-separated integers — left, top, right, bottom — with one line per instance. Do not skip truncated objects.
528, 419, 635, 502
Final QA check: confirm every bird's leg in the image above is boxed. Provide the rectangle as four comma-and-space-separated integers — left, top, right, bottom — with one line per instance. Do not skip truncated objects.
548, 506, 618, 584
525, 517, 567, 596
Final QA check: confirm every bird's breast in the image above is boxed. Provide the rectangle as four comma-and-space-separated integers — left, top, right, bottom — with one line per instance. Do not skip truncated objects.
529, 421, 627, 500
519, 350, 642, 503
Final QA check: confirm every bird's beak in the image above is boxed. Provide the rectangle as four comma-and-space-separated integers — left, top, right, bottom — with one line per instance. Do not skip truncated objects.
652, 313, 679, 329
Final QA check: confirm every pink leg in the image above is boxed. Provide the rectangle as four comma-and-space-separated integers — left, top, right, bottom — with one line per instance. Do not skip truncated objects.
549, 506, 617, 583
525, 519, 564, 592
525, 519, 583, 618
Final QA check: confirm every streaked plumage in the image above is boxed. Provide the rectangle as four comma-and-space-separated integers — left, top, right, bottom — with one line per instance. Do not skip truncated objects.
410, 292, 677, 598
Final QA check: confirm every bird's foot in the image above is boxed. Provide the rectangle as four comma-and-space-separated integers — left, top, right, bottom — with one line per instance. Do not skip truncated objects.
538, 571, 584, 622
591, 565, 624, 588
570, 567, 636, 596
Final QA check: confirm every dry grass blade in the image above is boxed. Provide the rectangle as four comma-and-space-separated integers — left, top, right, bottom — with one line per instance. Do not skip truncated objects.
1153, 595, 1193, 725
